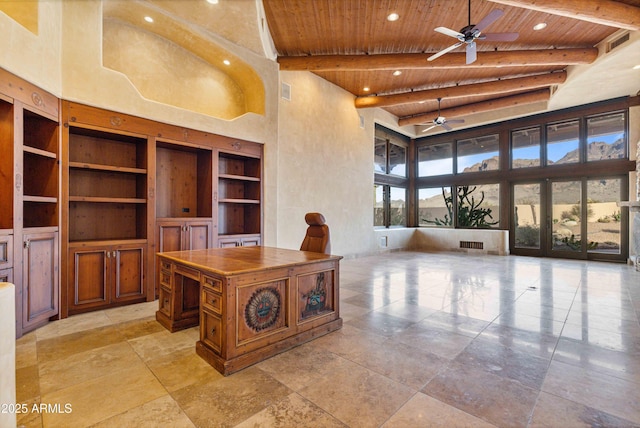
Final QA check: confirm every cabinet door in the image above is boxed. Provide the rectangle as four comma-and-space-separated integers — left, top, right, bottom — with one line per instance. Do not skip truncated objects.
0, 234, 12, 270
0, 268, 12, 283
69, 246, 109, 313
186, 221, 212, 250
113, 245, 145, 302
241, 236, 261, 247
22, 231, 59, 330
218, 237, 239, 248
157, 222, 185, 253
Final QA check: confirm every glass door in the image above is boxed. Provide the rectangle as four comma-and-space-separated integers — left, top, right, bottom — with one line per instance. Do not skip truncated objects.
511, 177, 627, 261
585, 177, 626, 260
512, 182, 543, 256
549, 180, 583, 258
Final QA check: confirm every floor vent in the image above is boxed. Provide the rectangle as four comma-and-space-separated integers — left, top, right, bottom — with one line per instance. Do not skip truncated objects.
607, 32, 629, 53
460, 241, 483, 250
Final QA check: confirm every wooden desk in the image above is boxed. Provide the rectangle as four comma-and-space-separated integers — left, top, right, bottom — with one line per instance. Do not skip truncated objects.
155, 246, 342, 375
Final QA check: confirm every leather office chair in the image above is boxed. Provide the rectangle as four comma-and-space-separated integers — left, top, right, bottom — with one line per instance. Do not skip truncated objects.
300, 212, 331, 254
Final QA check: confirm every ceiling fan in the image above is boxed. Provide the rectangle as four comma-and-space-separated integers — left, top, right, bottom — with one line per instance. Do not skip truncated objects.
422, 98, 464, 132
427, 0, 519, 64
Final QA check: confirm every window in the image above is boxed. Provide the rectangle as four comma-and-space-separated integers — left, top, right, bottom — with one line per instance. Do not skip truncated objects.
586, 111, 626, 161
374, 125, 409, 228
546, 119, 579, 165
418, 187, 452, 227
418, 142, 453, 177
511, 127, 541, 168
457, 134, 499, 173
374, 185, 385, 227
374, 185, 406, 228
374, 125, 407, 177
389, 186, 406, 227
457, 184, 500, 228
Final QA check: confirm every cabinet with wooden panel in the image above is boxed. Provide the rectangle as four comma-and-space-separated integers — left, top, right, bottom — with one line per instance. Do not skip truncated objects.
155, 140, 214, 252
68, 242, 145, 313
21, 230, 58, 330
0, 232, 13, 283
217, 151, 261, 247
63, 122, 149, 315
0, 68, 61, 336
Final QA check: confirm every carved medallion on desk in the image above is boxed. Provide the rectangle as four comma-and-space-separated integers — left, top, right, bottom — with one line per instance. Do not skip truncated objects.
237, 279, 287, 343
244, 287, 281, 332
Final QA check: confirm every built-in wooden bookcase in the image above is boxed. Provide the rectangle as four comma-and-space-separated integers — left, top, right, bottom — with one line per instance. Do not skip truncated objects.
156, 141, 213, 219
217, 152, 261, 246
22, 108, 60, 228
65, 124, 149, 314
0, 97, 13, 286
68, 127, 148, 242
0, 98, 14, 232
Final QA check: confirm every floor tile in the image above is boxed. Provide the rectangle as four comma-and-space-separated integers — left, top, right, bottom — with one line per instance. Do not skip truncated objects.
172, 366, 291, 428
530, 391, 640, 428
382, 392, 497, 428
423, 360, 539, 427
235, 393, 347, 428
298, 358, 415, 427
542, 360, 640, 424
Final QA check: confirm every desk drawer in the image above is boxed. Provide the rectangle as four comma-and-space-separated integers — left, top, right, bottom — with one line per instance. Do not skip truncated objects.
160, 260, 171, 271
201, 308, 222, 353
202, 275, 222, 293
159, 270, 171, 288
202, 287, 222, 315
158, 286, 172, 317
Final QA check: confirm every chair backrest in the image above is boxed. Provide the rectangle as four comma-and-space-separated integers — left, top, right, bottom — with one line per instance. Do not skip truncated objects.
300, 212, 331, 254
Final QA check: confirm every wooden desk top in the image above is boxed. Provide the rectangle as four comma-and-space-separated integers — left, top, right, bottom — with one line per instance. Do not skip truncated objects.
157, 246, 342, 276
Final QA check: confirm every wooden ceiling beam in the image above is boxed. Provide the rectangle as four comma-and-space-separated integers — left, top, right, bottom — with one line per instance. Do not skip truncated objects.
398, 89, 551, 126
277, 48, 598, 71
486, 0, 640, 31
356, 72, 565, 108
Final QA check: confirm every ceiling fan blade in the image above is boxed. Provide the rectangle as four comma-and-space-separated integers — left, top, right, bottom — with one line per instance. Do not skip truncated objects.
447, 119, 465, 124
434, 26, 464, 39
428, 42, 463, 61
466, 41, 477, 64
473, 9, 504, 32
482, 32, 519, 42
422, 125, 437, 132
441, 122, 453, 131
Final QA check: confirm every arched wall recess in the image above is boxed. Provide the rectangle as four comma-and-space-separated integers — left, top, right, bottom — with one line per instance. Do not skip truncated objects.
102, 1, 265, 120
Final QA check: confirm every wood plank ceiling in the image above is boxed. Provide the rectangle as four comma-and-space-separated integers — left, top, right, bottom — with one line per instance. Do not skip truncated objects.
262, 0, 640, 129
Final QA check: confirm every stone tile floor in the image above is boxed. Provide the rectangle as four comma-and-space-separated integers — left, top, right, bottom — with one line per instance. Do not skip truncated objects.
15, 251, 640, 427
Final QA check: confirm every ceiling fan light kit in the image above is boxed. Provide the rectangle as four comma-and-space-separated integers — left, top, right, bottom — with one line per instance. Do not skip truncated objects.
428, 0, 519, 64
422, 97, 465, 132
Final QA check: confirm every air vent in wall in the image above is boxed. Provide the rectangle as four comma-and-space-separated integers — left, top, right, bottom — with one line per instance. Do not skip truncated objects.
607, 32, 629, 53
460, 241, 483, 250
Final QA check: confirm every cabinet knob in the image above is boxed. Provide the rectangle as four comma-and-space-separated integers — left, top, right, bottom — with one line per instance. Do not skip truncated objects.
23, 239, 30, 249
210, 298, 216, 304
211, 327, 216, 334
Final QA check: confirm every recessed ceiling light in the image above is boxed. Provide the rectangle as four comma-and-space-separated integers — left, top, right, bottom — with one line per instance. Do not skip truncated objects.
223, 59, 230, 65
393, 70, 402, 76
363, 87, 370, 92
206, 0, 219, 4
533, 22, 547, 31
144, 16, 153, 23
387, 13, 399, 22
633, 64, 640, 70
